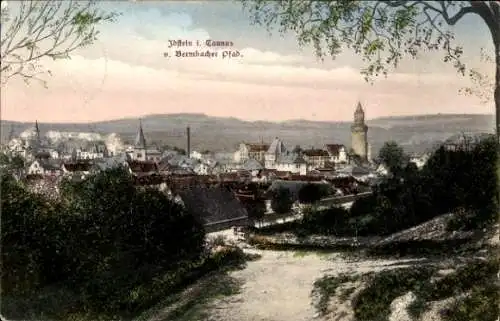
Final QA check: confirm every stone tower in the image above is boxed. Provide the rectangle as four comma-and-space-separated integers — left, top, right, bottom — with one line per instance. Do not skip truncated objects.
351, 102, 368, 161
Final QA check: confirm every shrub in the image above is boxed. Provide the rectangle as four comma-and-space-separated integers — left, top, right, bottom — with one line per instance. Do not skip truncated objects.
2, 167, 208, 318
349, 194, 377, 218
270, 186, 293, 214
301, 206, 350, 235
298, 183, 323, 204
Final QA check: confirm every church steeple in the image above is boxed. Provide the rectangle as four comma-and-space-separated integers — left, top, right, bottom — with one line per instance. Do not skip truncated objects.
134, 119, 146, 149
34, 120, 41, 142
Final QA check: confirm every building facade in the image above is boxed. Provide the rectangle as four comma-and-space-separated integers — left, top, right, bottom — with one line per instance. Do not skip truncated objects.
233, 142, 269, 164
350, 102, 369, 161
128, 120, 162, 162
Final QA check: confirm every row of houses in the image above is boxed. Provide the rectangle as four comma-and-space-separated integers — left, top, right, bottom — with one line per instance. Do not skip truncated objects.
232, 138, 350, 175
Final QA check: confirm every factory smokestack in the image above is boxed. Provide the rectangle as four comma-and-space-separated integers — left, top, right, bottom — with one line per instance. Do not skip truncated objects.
186, 125, 191, 158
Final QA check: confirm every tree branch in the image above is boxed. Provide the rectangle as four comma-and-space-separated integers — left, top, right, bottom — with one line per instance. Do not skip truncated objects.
1, 0, 117, 86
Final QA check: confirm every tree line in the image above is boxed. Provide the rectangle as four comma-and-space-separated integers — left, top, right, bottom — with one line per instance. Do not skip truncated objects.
1, 166, 208, 318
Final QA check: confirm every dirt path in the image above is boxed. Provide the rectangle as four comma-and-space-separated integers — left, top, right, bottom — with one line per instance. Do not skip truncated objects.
204, 249, 423, 321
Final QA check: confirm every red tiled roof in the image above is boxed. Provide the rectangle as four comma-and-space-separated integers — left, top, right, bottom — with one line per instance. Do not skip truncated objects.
26, 174, 44, 181
288, 175, 324, 181
324, 144, 345, 155
303, 149, 329, 157
134, 174, 166, 186
246, 143, 269, 152
127, 160, 158, 173
64, 162, 92, 172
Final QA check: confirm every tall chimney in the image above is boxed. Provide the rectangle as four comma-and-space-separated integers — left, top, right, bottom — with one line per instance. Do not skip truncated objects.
186, 125, 191, 157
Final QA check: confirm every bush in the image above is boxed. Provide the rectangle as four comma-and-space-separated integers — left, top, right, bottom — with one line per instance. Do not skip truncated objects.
301, 206, 350, 235
298, 183, 323, 204
270, 186, 293, 214
241, 197, 266, 224
349, 194, 377, 217
2, 167, 207, 318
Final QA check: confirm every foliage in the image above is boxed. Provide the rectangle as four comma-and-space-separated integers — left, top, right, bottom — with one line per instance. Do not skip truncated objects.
377, 141, 407, 174
308, 255, 499, 321
258, 135, 498, 238
0, 0, 118, 86
353, 266, 436, 321
312, 273, 358, 316
270, 186, 293, 214
443, 284, 499, 321
297, 183, 324, 204
459, 48, 494, 104
242, 1, 500, 146
240, 196, 266, 225
1, 167, 208, 319
349, 194, 377, 218
242, 1, 499, 81
301, 206, 350, 235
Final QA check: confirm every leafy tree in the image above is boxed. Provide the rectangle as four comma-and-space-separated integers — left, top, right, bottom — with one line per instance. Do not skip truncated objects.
460, 48, 494, 105
378, 141, 407, 174
298, 183, 323, 204
0, 152, 9, 164
0, 0, 118, 86
242, 1, 500, 146
241, 197, 266, 227
270, 186, 294, 214
350, 194, 377, 217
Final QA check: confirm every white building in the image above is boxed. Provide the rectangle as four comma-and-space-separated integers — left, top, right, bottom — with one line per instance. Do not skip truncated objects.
234, 142, 269, 164
409, 153, 430, 169
264, 137, 307, 175
324, 144, 348, 164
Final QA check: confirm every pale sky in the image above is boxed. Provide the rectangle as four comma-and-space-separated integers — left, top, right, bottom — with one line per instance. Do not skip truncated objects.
0, 1, 495, 123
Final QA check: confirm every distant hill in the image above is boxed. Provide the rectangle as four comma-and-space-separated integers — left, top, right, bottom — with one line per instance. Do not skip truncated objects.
1, 113, 494, 155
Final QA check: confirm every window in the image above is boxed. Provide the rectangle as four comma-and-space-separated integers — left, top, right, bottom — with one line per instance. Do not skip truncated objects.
136, 153, 142, 158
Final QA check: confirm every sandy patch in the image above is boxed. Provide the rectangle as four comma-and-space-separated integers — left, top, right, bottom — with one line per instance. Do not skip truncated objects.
205, 250, 426, 321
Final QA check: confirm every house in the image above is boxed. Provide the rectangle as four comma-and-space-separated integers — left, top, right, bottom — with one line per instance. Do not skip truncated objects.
194, 162, 212, 175
324, 144, 348, 164
241, 158, 264, 173
73, 141, 108, 160
375, 163, 389, 176
91, 154, 130, 174
127, 160, 158, 176
27, 159, 62, 176
273, 153, 308, 175
409, 153, 430, 169
302, 149, 330, 169
336, 165, 371, 178
61, 161, 92, 179
234, 142, 269, 164
175, 185, 249, 232
442, 133, 489, 152
190, 150, 203, 160
264, 137, 287, 168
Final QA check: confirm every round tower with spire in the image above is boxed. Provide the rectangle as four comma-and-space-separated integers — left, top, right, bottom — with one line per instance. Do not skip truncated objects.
350, 102, 369, 161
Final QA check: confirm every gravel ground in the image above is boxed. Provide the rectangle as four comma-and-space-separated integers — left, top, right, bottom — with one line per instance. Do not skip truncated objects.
204, 249, 424, 321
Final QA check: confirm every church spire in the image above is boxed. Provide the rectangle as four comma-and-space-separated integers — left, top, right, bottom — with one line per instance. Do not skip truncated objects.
35, 120, 40, 139
134, 119, 147, 148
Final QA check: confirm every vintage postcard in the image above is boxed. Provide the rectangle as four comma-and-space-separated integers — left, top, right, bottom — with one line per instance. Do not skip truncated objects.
1, 1, 498, 321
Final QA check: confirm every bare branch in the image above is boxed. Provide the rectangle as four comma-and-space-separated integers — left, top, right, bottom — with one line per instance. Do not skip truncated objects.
0, 0, 118, 86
